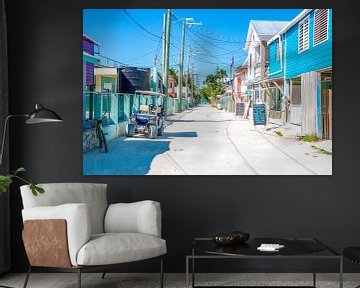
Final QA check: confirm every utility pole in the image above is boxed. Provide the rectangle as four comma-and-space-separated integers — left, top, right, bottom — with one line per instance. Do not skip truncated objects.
162, 9, 172, 116
177, 17, 202, 112
177, 20, 186, 112
162, 13, 166, 80
191, 68, 195, 107
185, 45, 191, 109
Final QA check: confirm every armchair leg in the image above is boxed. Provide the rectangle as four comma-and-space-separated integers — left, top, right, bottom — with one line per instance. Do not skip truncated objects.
23, 266, 31, 288
77, 268, 81, 288
101, 270, 107, 279
160, 257, 164, 288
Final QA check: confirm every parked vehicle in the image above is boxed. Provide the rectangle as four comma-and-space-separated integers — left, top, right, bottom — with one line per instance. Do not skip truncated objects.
126, 91, 165, 139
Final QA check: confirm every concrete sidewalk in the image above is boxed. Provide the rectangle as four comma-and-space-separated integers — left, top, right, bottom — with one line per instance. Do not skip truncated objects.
242, 108, 332, 153
257, 122, 332, 153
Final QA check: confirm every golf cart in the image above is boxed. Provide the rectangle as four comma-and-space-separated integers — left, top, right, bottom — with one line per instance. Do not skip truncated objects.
125, 90, 165, 139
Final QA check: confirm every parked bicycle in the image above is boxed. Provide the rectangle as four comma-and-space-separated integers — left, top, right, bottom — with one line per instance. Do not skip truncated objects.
94, 118, 108, 153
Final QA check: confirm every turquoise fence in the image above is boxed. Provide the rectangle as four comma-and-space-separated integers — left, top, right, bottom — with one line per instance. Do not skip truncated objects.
218, 95, 235, 112
85, 92, 176, 125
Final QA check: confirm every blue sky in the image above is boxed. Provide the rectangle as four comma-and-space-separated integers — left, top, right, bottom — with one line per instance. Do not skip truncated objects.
83, 9, 302, 83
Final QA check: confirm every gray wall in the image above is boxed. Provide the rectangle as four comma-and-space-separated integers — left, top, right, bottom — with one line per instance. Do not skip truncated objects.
5, 0, 360, 273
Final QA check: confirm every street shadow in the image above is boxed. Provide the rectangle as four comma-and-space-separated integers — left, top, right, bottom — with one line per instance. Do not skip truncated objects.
83, 138, 170, 175
160, 132, 198, 138
166, 119, 231, 123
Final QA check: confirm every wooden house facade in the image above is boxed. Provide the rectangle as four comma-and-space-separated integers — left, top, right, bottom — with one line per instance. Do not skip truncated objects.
268, 9, 332, 139
243, 20, 289, 107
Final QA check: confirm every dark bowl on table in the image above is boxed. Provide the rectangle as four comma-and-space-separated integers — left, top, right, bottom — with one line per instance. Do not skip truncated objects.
212, 231, 250, 246
212, 234, 238, 245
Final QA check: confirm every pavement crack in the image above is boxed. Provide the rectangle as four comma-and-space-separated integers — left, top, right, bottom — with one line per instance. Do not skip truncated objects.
225, 125, 259, 175
258, 132, 318, 175
164, 152, 188, 175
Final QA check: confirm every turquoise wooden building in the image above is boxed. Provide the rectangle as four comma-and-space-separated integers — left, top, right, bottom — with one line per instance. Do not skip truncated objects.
267, 9, 332, 139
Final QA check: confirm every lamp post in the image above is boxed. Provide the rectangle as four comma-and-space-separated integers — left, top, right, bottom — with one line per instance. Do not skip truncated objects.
0, 104, 63, 168
177, 17, 202, 112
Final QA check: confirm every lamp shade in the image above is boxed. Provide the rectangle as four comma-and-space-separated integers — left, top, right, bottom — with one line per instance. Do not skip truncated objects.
25, 104, 63, 124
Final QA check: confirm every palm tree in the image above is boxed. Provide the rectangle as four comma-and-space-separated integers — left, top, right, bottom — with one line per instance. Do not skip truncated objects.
216, 69, 227, 84
168, 68, 178, 86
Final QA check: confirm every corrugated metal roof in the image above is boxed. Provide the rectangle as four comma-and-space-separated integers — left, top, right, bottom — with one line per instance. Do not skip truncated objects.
267, 10, 312, 44
83, 34, 99, 45
251, 20, 290, 40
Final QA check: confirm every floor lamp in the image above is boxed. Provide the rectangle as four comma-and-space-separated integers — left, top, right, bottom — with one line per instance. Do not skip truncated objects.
0, 103, 62, 288
0, 104, 63, 167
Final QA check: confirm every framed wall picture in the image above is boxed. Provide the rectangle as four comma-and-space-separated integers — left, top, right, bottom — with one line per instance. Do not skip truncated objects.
82, 9, 332, 175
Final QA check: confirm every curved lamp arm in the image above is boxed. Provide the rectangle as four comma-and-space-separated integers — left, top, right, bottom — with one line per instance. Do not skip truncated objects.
0, 114, 28, 169
0, 104, 63, 170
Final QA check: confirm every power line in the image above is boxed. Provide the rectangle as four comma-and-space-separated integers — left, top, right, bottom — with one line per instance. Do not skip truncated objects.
155, 35, 163, 64
187, 27, 239, 53
122, 9, 162, 40
123, 49, 158, 63
190, 28, 242, 44
120, 11, 160, 44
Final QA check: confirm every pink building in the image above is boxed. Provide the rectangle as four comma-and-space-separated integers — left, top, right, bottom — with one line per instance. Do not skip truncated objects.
233, 65, 248, 102
168, 75, 177, 98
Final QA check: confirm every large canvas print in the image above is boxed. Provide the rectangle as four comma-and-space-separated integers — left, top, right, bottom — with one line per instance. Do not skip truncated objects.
83, 9, 332, 175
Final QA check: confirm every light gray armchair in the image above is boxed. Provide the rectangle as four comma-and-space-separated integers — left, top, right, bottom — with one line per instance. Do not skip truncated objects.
20, 183, 166, 288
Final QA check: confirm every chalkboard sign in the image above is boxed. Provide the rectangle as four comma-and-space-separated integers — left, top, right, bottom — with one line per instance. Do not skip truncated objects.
236, 103, 245, 116
253, 104, 266, 125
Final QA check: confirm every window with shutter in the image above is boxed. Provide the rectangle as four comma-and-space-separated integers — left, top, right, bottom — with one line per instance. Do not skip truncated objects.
314, 9, 329, 46
298, 17, 309, 53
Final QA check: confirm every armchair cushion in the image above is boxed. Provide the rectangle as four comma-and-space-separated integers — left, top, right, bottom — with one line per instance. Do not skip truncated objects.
104, 200, 162, 237
76, 233, 166, 266
22, 203, 91, 266
20, 183, 108, 234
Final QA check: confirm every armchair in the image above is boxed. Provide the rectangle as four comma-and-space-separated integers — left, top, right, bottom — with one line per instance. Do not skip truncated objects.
20, 183, 166, 288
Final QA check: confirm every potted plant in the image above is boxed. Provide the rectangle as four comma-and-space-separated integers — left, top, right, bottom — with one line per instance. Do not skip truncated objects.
0, 167, 44, 196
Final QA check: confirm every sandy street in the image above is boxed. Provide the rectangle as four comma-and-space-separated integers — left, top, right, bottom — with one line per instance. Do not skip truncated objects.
83, 105, 332, 175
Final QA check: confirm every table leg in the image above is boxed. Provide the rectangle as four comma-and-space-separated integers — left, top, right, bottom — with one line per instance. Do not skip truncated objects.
313, 254, 316, 287
186, 257, 189, 288
192, 257, 195, 288
339, 257, 343, 288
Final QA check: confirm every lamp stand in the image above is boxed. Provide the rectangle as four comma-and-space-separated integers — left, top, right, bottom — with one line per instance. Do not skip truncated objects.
0, 115, 28, 169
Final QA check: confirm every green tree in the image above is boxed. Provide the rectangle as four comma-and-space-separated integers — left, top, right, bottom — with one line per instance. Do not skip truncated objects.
199, 86, 213, 101
199, 69, 228, 104
216, 68, 227, 84
168, 68, 178, 86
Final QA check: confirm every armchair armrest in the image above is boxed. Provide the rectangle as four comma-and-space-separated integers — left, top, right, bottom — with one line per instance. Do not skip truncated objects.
104, 200, 162, 237
22, 203, 91, 266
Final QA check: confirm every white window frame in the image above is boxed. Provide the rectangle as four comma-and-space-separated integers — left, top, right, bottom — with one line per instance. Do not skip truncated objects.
313, 9, 329, 47
298, 16, 310, 53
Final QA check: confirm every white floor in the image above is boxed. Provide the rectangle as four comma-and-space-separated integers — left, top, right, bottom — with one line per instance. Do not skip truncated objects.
0, 273, 359, 288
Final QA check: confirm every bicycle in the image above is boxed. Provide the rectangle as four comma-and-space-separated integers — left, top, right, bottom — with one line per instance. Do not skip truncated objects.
94, 118, 108, 153
84, 112, 109, 153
